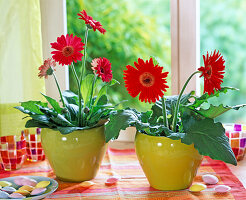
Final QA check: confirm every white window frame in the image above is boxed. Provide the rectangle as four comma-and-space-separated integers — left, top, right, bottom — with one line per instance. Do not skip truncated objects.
40, 0, 200, 141
171, 0, 200, 95
40, 0, 69, 98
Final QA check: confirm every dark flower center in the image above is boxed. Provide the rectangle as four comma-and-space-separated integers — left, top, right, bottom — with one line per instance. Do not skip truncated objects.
139, 72, 155, 87
100, 68, 104, 73
62, 46, 74, 57
206, 65, 212, 78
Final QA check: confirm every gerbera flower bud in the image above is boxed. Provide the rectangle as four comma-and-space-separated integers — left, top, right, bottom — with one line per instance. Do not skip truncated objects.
50, 34, 85, 66
91, 57, 113, 82
38, 58, 56, 79
198, 50, 225, 95
77, 10, 106, 34
83, 107, 90, 114
123, 58, 169, 103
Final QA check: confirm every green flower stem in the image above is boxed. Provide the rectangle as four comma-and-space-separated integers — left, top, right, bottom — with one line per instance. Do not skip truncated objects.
71, 63, 83, 126
80, 27, 89, 84
52, 69, 66, 108
86, 75, 98, 125
161, 97, 168, 128
171, 71, 201, 132
88, 75, 97, 109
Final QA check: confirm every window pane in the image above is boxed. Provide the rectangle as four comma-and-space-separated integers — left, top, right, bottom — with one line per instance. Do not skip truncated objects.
200, 0, 246, 123
67, 0, 171, 111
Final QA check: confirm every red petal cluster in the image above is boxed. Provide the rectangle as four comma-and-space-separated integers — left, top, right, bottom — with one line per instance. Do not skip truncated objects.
50, 34, 84, 66
38, 58, 56, 79
198, 50, 225, 95
78, 10, 106, 34
123, 58, 169, 103
91, 57, 113, 82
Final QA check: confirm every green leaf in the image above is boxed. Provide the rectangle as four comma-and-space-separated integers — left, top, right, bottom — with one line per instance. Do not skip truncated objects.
81, 74, 97, 107
14, 106, 36, 115
66, 104, 79, 122
21, 101, 48, 114
31, 115, 51, 125
97, 95, 108, 106
57, 126, 83, 134
36, 105, 58, 117
187, 87, 238, 109
50, 114, 74, 127
195, 104, 246, 119
41, 93, 62, 113
105, 109, 145, 142
25, 119, 51, 128
93, 79, 119, 106
62, 90, 79, 105
181, 108, 237, 165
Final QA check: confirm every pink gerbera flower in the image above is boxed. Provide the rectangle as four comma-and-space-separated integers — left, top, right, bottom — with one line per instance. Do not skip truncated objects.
38, 58, 56, 79
78, 10, 106, 34
50, 34, 85, 66
91, 57, 112, 82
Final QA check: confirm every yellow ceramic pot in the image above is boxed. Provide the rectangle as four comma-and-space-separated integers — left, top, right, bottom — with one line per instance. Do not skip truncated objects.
41, 126, 107, 182
135, 132, 203, 190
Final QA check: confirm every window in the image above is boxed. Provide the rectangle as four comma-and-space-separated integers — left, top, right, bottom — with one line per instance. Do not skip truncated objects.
66, 0, 171, 111
40, 0, 200, 141
200, 0, 246, 123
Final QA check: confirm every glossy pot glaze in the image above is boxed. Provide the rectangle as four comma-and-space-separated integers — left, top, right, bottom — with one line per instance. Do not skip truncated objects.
135, 132, 203, 190
41, 126, 107, 182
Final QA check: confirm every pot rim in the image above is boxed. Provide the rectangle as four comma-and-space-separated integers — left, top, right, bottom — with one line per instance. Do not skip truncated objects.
136, 131, 175, 139
42, 124, 105, 133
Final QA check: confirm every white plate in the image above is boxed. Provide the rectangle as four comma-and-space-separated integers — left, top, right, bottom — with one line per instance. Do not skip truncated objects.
0, 176, 58, 200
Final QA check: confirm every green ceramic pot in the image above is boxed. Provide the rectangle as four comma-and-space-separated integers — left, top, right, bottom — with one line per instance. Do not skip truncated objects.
135, 132, 203, 190
41, 125, 107, 182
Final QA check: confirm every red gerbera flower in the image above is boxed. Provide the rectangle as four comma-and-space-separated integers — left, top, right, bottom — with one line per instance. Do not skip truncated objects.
91, 57, 112, 82
198, 50, 225, 95
77, 10, 106, 34
123, 58, 169, 103
50, 34, 85, 66
38, 58, 56, 79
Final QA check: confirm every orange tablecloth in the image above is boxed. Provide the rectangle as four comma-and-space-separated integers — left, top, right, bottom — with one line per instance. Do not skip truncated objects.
1, 148, 246, 199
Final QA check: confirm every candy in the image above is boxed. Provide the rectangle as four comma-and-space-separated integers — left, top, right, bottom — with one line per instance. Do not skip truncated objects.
14, 176, 37, 187
19, 185, 35, 192
0, 191, 9, 199
0, 180, 12, 187
36, 181, 50, 188
105, 177, 119, 186
214, 185, 231, 193
14, 176, 29, 186
21, 178, 37, 187
202, 174, 219, 185
189, 183, 207, 192
80, 181, 95, 188
14, 189, 30, 196
9, 192, 25, 199
31, 187, 46, 196
1, 186, 16, 194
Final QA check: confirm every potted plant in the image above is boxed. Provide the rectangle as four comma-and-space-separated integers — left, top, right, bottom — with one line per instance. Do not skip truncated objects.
105, 51, 245, 190
15, 10, 120, 182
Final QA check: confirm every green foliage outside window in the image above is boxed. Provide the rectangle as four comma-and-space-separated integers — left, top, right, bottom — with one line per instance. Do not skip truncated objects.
201, 0, 246, 123
67, 0, 246, 123
67, 0, 171, 112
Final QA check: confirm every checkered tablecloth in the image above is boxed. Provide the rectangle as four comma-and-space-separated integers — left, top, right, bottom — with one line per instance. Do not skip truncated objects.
1, 148, 246, 199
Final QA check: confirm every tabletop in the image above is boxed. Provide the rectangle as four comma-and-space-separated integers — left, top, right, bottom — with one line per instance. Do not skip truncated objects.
0, 141, 246, 200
